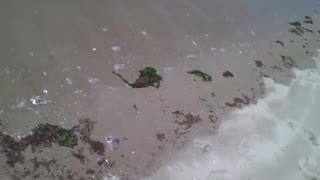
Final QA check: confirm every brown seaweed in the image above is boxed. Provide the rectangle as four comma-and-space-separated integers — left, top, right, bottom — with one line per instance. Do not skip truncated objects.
112, 67, 162, 88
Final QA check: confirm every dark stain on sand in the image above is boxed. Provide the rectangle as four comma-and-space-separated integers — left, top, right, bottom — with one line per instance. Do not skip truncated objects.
172, 111, 203, 129
281, 56, 297, 68
155, 133, 167, 142
255, 60, 264, 68
222, 71, 234, 78
225, 94, 251, 108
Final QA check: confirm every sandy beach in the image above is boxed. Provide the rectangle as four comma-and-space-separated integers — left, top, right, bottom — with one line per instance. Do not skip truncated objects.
1, 0, 320, 179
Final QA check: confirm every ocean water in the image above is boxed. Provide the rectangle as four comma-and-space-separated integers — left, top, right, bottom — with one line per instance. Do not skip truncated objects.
143, 51, 320, 180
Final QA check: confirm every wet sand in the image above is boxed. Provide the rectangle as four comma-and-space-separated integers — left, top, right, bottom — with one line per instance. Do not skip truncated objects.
1, 0, 320, 179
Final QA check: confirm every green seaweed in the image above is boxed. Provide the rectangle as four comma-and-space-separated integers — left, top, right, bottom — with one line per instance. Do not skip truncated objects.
35, 124, 78, 148
303, 16, 313, 24
187, 70, 212, 82
0, 123, 78, 166
112, 67, 162, 88
289, 21, 301, 27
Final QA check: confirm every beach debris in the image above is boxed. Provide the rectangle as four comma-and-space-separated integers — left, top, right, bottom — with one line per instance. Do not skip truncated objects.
105, 136, 120, 150
225, 94, 251, 108
97, 158, 116, 168
281, 56, 297, 68
30, 157, 57, 173
209, 114, 219, 129
193, 140, 213, 154
65, 77, 73, 85
30, 95, 51, 105
172, 110, 203, 138
88, 77, 99, 84
103, 173, 120, 180
72, 119, 106, 156
187, 70, 212, 82
222, 71, 234, 78
192, 41, 198, 47
34, 124, 78, 148
289, 21, 301, 27
112, 67, 162, 88
114, 64, 125, 72
15, 98, 26, 109
72, 151, 85, 163
275, 40, 284, 47
111, 46, 120, 52
172, 111, 203, 129
289, 28, 303, 36
308, 131, 319, 146
133, 104, 138, 111
186, 54, 197, 59
155, 133, 167, 142
304, 28, 314, 33
303, 16, 313, 24
255, 60, 264, 68
0, 124, 77, 166
164, 67, 173, 74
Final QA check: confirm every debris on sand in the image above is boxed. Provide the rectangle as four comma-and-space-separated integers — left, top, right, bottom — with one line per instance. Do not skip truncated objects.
72, 119, 106, 156
88, 140, 105, 156
72, 152, 85, 163
222, 71, 234, 78
289, 21, 301, 27
0, 124, 77, 166
255, 60, 264, 68
275, 40, 284, 47
225, 94, 251, 108
289, 28, 303, 36
281, 55, 297, 69
303, 16, 313, 24
187, 70, 212, 82
155, 133, 167, 142
30, 157, 57, 173
34, 124, 78, 148
112, 67, 162, 88
172, 111, 203, 129
0, 118, 108, 167
172, 111, 203, 138
106, 136, 120, 150
0, 132, 26, 166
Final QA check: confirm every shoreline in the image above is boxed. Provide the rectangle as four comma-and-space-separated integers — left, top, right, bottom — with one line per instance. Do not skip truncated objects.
1, 1, 320, 179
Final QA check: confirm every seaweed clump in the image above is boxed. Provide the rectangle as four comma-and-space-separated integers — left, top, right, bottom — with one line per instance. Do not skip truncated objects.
0, 124, 77, 166
303, 16, 313, 24
289, 21, 302, 27
112, 67, 162, 88
34, 124, 78, 148
187, 70, 212, 82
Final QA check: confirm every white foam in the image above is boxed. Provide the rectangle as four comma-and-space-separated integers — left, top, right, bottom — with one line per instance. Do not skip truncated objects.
143, 51, 320, 180
114, 64, 125, 72
111, 46, 121, 52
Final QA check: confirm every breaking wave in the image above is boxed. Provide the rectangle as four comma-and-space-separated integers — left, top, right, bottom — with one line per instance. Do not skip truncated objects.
143, 51, 320, 180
